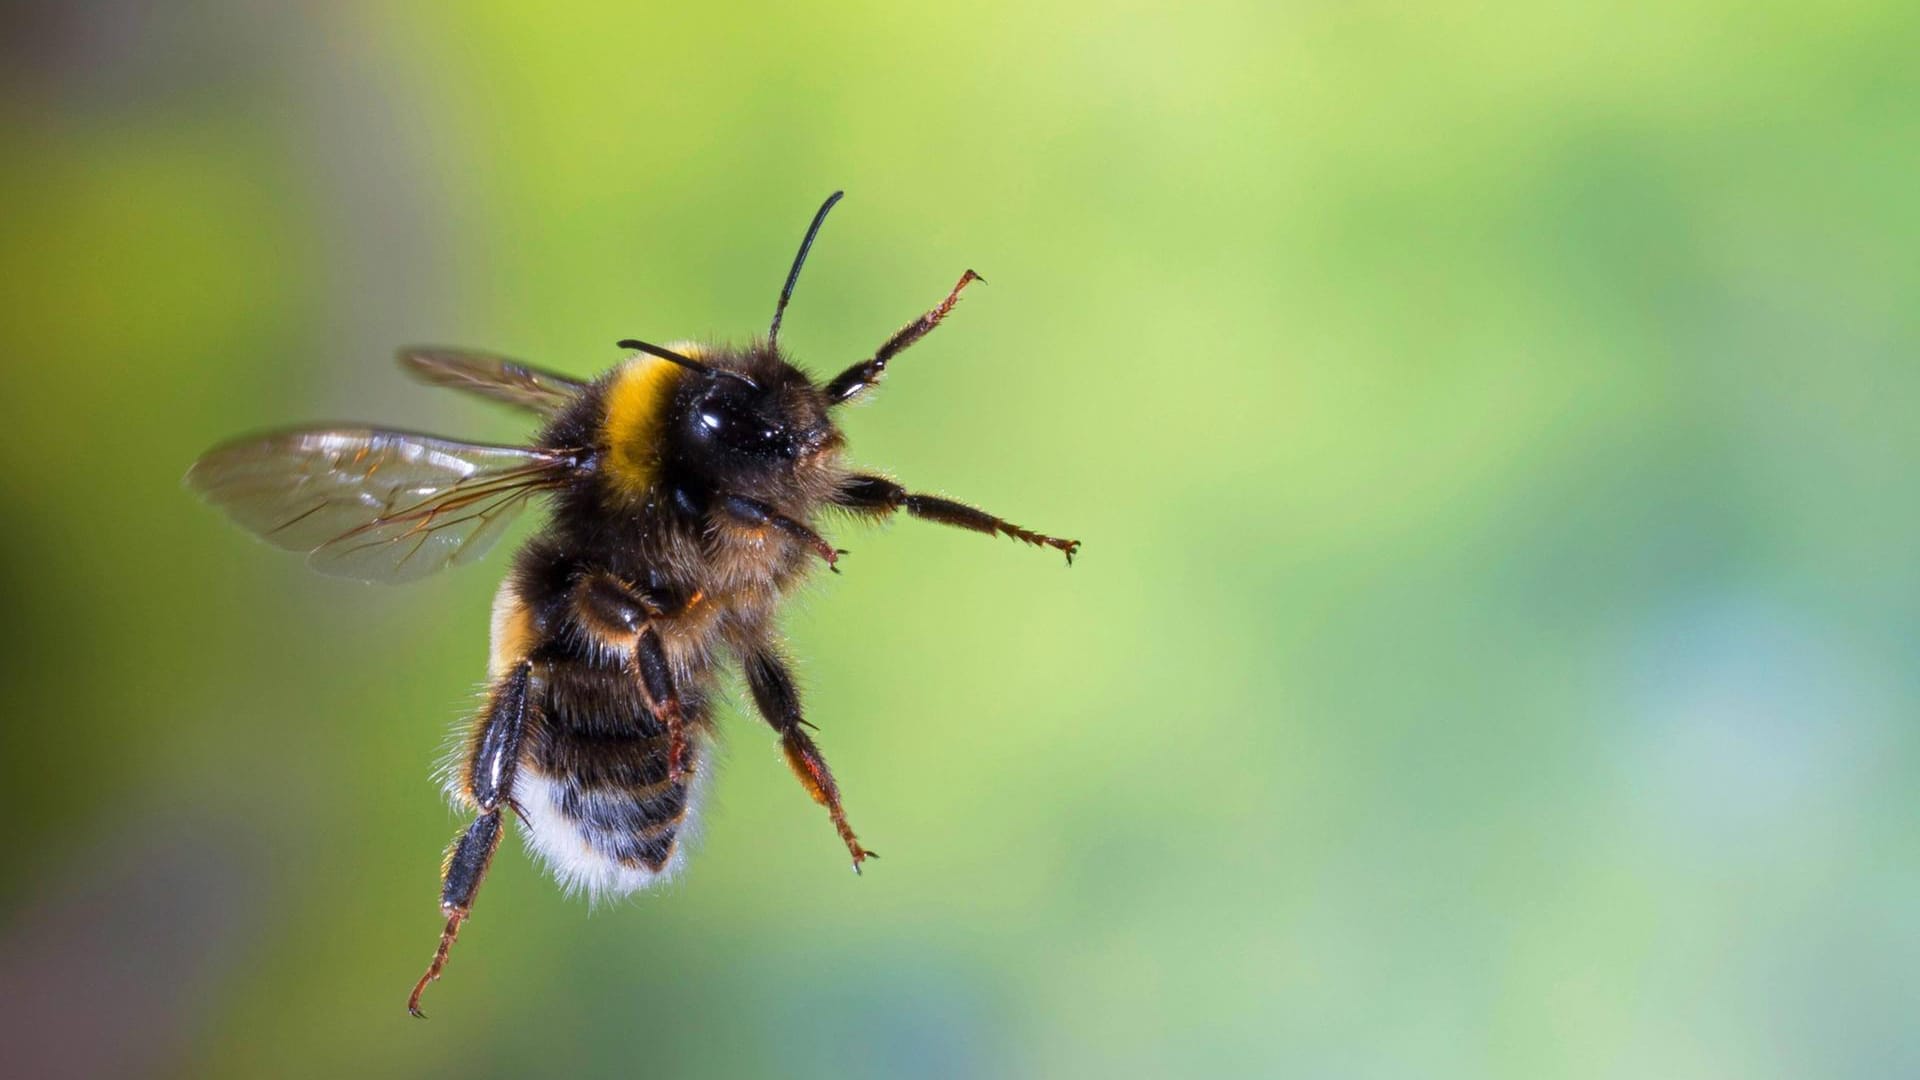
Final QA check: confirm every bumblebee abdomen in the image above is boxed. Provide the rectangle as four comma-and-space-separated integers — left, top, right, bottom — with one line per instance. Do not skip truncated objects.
480, 576, 716, 900
515, 656, 714, 899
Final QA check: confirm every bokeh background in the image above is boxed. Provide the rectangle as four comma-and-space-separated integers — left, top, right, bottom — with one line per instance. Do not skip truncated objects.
3, 3, 1916, 1077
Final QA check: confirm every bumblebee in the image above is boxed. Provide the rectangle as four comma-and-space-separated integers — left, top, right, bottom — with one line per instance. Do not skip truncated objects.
186, 192, 1080, 1017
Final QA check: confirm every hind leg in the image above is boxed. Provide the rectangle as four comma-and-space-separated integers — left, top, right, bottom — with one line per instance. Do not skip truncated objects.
408, 659, 532, 1018
572, 572, 701, 779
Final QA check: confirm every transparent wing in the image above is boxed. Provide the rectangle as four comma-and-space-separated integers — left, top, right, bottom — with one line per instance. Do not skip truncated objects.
186, 428, 576, 583
398, 347, 589, 417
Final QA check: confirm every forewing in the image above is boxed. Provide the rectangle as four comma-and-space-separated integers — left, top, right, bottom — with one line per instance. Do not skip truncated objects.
398, 347, 589, 417
186, 428, 575, 583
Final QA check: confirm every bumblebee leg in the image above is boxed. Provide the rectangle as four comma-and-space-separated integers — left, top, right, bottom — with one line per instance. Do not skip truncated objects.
409, 812, 501, 1019
825, 270, 983, 405
716, 493, 845, 572
835, 474, 1081, 564
742, 649, 875, 872
409, 661, 531, 1019
635, 627, 689, 779
573, 572, 693, 780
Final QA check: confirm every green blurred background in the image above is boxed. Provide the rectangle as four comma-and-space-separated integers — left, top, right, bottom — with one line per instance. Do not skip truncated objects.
3, 3, 1916, 1077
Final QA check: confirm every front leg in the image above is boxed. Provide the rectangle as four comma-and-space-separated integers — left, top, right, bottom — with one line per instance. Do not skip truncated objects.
742, 648, 876, 872
715, 492, 845, 572
825, 270, 983, 405
836, 474, 1081, 564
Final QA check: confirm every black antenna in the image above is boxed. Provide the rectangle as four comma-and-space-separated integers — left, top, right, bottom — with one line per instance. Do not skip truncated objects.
768, 190, 844, 346
617, 339, 760, 389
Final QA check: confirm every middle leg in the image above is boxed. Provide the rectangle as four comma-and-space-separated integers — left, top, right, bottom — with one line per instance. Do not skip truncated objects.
836, 474, 1081, 564
742, 647, 876, 872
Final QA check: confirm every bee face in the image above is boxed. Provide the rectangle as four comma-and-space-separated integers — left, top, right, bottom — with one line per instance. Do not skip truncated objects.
678, 365, 839, 476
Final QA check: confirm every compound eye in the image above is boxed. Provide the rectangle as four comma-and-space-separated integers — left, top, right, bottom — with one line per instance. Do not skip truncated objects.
692, 393, 788, 458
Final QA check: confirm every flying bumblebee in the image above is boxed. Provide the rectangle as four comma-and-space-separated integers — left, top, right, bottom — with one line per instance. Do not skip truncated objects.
186, 192, 1080, 1017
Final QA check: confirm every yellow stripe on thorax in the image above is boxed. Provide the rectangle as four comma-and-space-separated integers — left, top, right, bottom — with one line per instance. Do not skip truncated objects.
600, 347, 693, 497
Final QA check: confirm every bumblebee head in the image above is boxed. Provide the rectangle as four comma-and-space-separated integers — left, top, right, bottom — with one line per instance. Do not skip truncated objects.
606, 339, 840, 494
606, 192, 854, 501
678, 352, 838, 467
